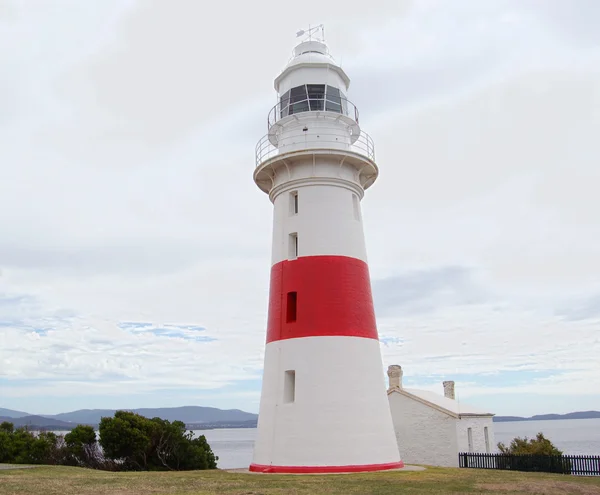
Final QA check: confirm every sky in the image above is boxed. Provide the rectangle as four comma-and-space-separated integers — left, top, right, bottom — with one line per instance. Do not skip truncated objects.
0, 0, 599, 417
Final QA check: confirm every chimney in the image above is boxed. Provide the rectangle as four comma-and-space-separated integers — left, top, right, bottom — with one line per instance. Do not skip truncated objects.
443, 380, 455, 400
387, 365, 403, 391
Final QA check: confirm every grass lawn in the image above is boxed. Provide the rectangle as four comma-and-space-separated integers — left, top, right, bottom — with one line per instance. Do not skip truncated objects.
1, 465, 600, 495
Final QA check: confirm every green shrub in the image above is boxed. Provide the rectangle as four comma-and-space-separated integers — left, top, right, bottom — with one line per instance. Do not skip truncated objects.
99, 410, 218, 471
498, 432, 563, 456
0, 412, 217, 472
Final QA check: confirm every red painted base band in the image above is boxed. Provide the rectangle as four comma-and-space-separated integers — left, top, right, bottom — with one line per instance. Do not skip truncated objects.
249, 461, 404, 474
266, 255, 379, 343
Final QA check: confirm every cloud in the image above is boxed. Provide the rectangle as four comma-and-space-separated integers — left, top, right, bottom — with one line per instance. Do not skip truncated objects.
554, 294, 600, 322
0, 305, 264, 400
0, 240, 267, 276
532, 0, 600, 47
378, 302, 600, 398
372, 266, 491, 316
118, 321, 215, 342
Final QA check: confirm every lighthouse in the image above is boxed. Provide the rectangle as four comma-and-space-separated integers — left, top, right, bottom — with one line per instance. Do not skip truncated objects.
250, 28, 403, 474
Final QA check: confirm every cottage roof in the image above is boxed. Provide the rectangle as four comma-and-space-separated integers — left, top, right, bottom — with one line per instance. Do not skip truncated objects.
389, 387, 494, 418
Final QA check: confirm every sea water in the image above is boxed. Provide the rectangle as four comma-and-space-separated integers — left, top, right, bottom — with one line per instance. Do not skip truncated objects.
494, 418, 600, 456
194, 418, 600, 469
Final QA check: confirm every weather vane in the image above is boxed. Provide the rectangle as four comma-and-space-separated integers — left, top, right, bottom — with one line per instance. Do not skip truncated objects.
296, 24, 325, 43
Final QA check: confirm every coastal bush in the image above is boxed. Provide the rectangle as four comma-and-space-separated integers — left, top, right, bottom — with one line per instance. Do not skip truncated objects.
62, 424, 116, 469
0, 425, 64, 465
0, 425, 13, 462
498, 432, 563, 456
98, 410, 218, 471
0, 421, 13, 433
0, 413, 217, 472
496, 432, 570, 473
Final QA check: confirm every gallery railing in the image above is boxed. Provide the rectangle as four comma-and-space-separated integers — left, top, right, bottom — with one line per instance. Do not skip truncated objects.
255, 129, 375, 167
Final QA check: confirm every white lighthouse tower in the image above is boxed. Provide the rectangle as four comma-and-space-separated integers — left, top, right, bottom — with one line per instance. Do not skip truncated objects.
250, 27, 403, 474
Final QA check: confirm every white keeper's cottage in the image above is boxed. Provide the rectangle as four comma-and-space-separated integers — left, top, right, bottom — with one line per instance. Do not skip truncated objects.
387, 365, 496, 467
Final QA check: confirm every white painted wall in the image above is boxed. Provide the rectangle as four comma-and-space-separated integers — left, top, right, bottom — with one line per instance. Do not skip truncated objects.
388, 391, 497, 467
273, 115, 356, 154
277, 66, 348, 95
456, 415, 496, 454
388, 392, 459, 467
252, 336, 401, 467
270, 156, 363, 191
271, 173, 367, 265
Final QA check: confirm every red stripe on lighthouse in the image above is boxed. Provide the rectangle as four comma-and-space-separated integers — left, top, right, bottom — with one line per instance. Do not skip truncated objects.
266, 255, 379, 343
249, 460, 405, 473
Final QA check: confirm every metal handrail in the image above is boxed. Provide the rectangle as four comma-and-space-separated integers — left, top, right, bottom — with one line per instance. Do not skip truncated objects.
255, 129, 375, 167
267, 96, 359, 130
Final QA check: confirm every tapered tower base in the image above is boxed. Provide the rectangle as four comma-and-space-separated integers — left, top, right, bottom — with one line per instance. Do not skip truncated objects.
250, 335, 402, 472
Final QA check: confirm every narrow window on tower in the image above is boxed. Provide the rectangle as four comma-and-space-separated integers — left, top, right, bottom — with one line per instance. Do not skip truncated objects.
286, 291, 297, 323
289, 191, 298, 215
467, 427, 474, 453
283, 370, 296, 403
352, 194, 361, 221
288, 233, 298, 260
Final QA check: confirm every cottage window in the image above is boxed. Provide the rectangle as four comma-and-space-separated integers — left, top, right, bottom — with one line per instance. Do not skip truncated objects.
484, 426, 490, 453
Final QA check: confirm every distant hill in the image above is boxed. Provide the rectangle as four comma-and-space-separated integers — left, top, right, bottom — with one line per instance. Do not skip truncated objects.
40, 409, 119, 424
0, 407, 30, 419
493, 416, 524, 422
43, 406, 257, 425
494, 411, 600, 422
0, 415, 76, 429
0, 405, 258, 430
187, 419, 258, 430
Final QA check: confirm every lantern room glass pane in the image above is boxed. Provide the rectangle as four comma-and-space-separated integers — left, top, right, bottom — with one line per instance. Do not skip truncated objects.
289, 85, 309, 115
280, 85, 351, 117
280, 90, 290, 118
326, 86, 340, 98
307, 84, 325, 111
325, 85, 342, 113
290, 85, 307, 102
325, 101, 342, 113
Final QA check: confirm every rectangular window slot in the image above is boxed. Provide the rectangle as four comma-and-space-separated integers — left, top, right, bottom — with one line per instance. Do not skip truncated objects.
467, 427, 474, 453
290, 191, 298, 215
286, 291, 297, 323
288, 233, 298, 260
284, 370, 296, 403
352, 194, 361, 221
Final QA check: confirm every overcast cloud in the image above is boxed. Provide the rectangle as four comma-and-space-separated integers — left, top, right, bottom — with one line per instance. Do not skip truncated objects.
0, 0, 599, 416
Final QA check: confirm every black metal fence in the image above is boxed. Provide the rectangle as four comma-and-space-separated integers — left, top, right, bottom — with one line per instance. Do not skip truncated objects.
459, 452, 600, 476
